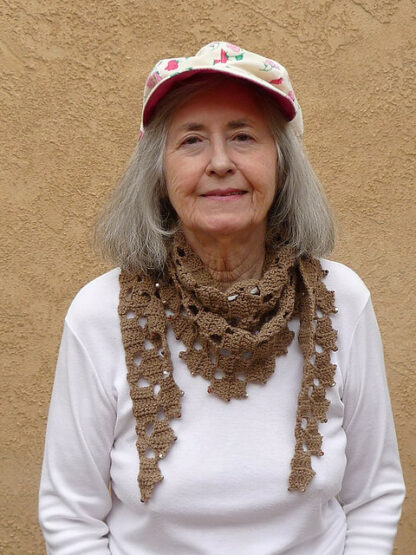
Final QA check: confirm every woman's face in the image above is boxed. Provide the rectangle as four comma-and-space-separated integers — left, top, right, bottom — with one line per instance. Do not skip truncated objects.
163, 80, 278, 242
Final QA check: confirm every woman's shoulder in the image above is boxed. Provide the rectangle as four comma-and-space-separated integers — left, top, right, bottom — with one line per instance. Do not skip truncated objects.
319, 258, 371, 318
65, 268, 122, 336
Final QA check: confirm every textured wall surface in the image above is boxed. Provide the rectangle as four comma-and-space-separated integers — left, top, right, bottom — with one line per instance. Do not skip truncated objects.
1, 0, 415, 552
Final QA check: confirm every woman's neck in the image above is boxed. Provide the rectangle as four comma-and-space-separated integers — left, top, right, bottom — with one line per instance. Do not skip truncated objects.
182, 226, 266, 291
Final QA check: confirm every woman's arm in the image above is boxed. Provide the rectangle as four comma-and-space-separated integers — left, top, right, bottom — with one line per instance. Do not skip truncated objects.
39, 319, 116, 554
339, 296, 405, 553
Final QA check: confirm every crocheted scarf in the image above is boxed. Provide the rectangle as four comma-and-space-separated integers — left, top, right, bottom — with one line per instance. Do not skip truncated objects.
118, 232, 338, 502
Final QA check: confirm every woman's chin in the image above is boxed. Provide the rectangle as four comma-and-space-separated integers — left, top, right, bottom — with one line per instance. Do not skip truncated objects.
186, 217, 260, 239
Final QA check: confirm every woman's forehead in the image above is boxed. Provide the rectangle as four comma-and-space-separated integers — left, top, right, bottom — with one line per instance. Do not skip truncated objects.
167, 79, 267, 129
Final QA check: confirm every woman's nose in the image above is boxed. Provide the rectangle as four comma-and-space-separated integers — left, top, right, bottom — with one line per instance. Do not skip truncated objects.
205, 140, 236, 176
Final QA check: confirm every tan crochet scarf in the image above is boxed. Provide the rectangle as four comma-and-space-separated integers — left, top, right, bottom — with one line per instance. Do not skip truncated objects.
118, 231, 337, 502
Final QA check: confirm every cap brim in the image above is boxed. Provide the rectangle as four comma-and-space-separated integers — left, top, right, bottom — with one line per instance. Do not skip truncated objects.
142, 67, 297, 127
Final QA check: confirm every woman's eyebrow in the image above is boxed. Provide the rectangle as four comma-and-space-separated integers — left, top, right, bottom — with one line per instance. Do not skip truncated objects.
176, 122, 205, 132
227, 119, 254, 129
175, 119, 255, 133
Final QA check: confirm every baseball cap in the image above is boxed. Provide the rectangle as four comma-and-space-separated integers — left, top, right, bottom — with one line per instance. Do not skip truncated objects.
138, 41, 303, 139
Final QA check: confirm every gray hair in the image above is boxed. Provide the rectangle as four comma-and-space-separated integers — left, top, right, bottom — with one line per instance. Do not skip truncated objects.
93, 75, 335, 273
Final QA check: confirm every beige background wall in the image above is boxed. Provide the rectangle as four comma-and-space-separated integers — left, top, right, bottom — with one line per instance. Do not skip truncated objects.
1, 0, 415, 552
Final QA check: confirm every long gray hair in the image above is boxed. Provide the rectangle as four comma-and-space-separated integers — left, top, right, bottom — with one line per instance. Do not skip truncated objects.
93, 75, 335, 272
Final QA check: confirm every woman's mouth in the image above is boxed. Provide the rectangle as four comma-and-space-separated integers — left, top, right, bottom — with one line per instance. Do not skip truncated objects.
201, 188, 247, 198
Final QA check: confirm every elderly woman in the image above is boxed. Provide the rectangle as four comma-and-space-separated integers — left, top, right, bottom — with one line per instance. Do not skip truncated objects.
39, 42, 405, 554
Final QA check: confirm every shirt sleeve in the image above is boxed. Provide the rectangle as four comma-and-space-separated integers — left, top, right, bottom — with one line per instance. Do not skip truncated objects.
339, 296, 405, 554
39, 319, 116, 554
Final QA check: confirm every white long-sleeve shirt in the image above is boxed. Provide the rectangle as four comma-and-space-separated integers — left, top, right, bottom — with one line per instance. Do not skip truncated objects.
39, 260, 405, 554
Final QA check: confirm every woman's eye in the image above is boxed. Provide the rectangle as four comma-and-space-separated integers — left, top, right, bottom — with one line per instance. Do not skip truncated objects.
234, 133, 253, 142
181, 136, 200, 146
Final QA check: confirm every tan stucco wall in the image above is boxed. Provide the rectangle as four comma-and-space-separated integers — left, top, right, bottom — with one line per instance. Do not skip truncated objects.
1, 0, 414, 552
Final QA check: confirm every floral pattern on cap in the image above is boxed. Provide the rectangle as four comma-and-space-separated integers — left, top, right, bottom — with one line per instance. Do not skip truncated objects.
165, 60, 179, 71
138, 41, 303, 140
213, 48, 244, 64
146, 71, 162, 91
